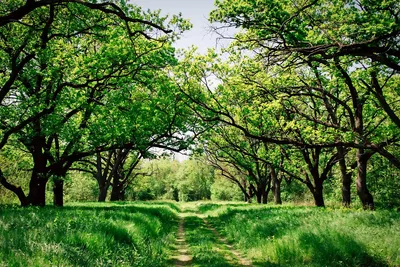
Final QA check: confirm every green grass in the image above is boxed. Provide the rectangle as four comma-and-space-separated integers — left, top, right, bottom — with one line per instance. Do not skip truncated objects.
184, 215, 241, 267
0, 202, 179, 266
1, 201, 399, 267
202, 204, 400, 267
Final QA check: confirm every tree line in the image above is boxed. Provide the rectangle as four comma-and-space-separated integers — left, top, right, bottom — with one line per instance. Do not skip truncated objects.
174, 0, 400, 209
0, 0, 399, 209
0, 0, 198, 206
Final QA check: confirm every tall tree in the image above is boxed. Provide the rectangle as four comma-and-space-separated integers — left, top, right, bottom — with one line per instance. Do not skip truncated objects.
0, 1, 192, 206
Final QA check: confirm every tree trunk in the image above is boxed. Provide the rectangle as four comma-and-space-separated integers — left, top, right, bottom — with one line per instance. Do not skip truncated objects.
262, 189, 268, 204
271, 167, 282, 205
256, 190, 262, 203
337, 146, 351, 207
248, 184, 255, 203
243, 179, 248, 202
98, 185, 108, 202
313, 182, 325, 207
262, 179, 271, 204
110, 185, 122, 201
356, 148, 374, 210
273, 178, 282, 205
53, 179, 64, 207
28, 174, 47, 206
308, 181, 325, 207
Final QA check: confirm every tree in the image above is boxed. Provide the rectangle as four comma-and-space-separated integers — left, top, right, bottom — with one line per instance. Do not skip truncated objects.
204, 125, 274, 204
177, 0, 400, 209
0, 1, 191, 206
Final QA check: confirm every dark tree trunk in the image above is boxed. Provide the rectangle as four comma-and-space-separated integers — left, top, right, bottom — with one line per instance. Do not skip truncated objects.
110, 184, 123, 201
256, 190, 262, 204
242, 179, 249, 202
271, 167, 282, 205
28, 174, 47, 206
98, 185, 107, 202
337, 146, 351, 207
307, 181, 325, 207
273, 178, 282, 205
53, 179, 64, 207
356, 148, 374, 210
262, 187, 269, 204
262, 190, 268, 204
313, 184, 325, 207
248, 184, 255, 203
262, 179, 271, 204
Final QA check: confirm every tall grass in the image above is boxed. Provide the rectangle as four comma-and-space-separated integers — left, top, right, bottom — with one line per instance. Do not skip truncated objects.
205, 205, 400, 266
1, 201, 399, 266
0, 202, 178, 266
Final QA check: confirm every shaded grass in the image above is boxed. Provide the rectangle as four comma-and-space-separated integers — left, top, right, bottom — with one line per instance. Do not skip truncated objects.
0, 202, 178, 266
206, 205, 400, 266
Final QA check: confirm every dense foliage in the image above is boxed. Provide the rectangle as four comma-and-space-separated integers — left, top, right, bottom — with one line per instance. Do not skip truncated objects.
174, 0, 400, 209
0, 0, 399, 210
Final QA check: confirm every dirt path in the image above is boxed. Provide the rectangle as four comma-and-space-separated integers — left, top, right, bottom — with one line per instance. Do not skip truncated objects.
171, 217, 193, 266
202, 218, 253, 267
170, 212, 252, 266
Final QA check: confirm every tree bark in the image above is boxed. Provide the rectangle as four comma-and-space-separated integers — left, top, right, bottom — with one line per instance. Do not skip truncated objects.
307, 181, 325, 207
356, 148, 374, 210
313, 182, 325, 207
27, 174, 47, 206
262, 188, 268, 204
98, 185, 107, 202
53, 179, 64, 207
262, 179, 271, 204
256, 189, 262, 204
271, 167, 282, 205
337, 146, 351, 207
110, 179, 124, 201
273, 178, 282, 205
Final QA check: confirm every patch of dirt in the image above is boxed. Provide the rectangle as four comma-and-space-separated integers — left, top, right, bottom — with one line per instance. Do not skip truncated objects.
171, 217, 193, 266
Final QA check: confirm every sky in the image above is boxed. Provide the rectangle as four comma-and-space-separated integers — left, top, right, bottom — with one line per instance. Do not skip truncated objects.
131, 0, 230, 53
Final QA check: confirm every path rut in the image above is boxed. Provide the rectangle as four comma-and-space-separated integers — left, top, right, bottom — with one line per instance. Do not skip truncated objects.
202, 217, 253, 266
171, 217, 193, 266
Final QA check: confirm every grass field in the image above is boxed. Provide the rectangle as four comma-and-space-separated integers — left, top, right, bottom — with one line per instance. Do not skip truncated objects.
1, 202, 399, 266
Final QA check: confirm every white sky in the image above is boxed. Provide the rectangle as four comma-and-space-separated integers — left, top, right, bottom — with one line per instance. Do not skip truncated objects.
131, 0, 231, 53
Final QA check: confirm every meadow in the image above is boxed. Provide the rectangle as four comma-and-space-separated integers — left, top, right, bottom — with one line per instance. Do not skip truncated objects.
0, 202, 399, 266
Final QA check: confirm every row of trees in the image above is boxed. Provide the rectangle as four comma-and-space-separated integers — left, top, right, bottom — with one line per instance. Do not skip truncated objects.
1, 0, 399, 209
175, 0, 400, 209
0, 1, 202, 206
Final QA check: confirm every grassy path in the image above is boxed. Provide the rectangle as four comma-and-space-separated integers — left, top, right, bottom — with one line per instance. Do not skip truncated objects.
172, 209, 253, 267
171, 217, 193, 266
2, 202, 398, 266
202, 218, 252, 266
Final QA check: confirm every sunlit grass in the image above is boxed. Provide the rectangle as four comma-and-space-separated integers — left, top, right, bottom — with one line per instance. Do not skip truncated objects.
1, 201, 399, 266
199, 203, 400, 266
0, 202, 178, 266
